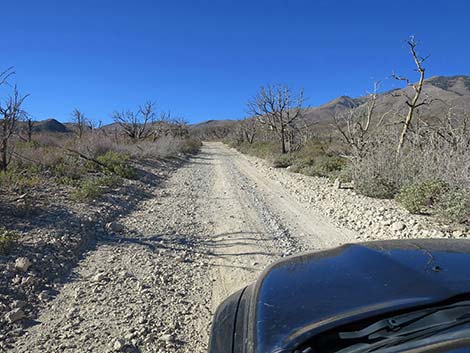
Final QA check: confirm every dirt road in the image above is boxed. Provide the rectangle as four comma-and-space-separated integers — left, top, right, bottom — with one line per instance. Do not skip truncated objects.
10, 142, 357, 353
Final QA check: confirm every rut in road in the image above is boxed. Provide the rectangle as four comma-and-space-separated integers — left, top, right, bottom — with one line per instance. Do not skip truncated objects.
9, 142, 357, 353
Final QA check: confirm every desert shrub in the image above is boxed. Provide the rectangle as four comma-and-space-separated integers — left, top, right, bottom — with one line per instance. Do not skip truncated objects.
51, 156, 87, 179
0, 169, 42, 193
56, 176, 81, 187
96, 151, 136, 179
152, 137, 184, 158
395, 179, 448, 214
98, 175, 123, 188
71, 179, 103, 202
235, 141, 279, 160
311, 155, 345, 176
32, 132, 69, 147
435, 188, 470, 224
355, 175, 398, 199
272, 154, 294, 168
77, 134, 116, 159
120, 137, 201, 159
294, 140, 327, 165
0, 227, 19, 255
70, 175, 122, 202
328, 165, 353, 183
349, 137, 402, 199
17, 146, 64, 170
296, 157, 344, 177
179, 138, 202, 155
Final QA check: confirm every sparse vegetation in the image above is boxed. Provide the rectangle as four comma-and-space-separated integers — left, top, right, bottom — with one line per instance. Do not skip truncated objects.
436, 188, 470, 224
0, 227, 19, 255
210, 37, 470, 226
0, 70, 202, 209
96, 151, 137, 179
396, 179, 447, 214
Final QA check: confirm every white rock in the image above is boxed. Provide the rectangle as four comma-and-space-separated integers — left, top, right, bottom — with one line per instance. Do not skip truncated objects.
159, 334, 175, 343
112, 338, 126, 351
14, 257, 32, 272
21, 276, 35, 286
91, 273, 108, 282
391, 222, 406, 231
333, 178, 341, 189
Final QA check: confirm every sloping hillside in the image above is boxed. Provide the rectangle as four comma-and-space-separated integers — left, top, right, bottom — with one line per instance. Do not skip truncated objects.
17, 119, 70, 133
304, 75, 470, 125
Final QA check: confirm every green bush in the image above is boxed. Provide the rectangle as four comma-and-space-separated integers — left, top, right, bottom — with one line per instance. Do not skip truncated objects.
235, 141, 279, 159
311, 155, 345, 177
355, 175, 398, 199
96, 151, 137, 179
0, 170, 42, 193
71, 179, 103, 202
51, 157, 87, 180
98, 175, 123, 188
436, 188, 470, 224
0, 227, 19, 255
56, 175, 81, 187
295, 140, 326, 166
271, 154, 294, 168
70, 175, 123, 202
395, 179, 448, 214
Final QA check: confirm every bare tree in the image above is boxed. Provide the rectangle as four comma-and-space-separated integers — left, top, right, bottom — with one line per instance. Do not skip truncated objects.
72, 109, 88, 139
170, 116, 189, 138
333, 82, 390, 160
247, 84, 305, 153
86, 117, 101, 132
113, 101, 156, 140
392, 36, 429, 157
0, 72, 29, 171
238, 117, 258, 144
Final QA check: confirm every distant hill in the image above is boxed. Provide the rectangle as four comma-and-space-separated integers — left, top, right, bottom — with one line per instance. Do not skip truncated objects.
302, 75, 470, 125
302, 96, 367, 124
34, 119, 70, 133
16, 118, 70, 133
298, 75, 470, 127
190, 119, 237, 130
190, 119, 238, 139
191, 75, 470, 138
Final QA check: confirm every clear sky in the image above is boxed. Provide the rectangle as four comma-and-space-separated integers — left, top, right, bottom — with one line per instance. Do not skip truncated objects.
2, 0, 470, 124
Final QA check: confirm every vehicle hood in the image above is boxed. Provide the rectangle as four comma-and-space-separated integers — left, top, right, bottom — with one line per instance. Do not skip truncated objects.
253, 239, 470, 353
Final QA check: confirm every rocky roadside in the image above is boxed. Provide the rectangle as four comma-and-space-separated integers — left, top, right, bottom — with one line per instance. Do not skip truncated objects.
0, 158, 189, 351
7, 153, 214, 353
245, 155, 469, 241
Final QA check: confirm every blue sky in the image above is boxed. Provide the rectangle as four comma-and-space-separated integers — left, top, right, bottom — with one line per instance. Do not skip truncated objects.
2, 0, 470, 124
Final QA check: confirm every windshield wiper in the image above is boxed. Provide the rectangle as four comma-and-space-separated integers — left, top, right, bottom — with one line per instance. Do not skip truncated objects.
336, 300, 470, 353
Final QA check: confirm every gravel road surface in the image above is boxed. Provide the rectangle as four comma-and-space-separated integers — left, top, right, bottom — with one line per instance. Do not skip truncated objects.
8, 142, 363, 352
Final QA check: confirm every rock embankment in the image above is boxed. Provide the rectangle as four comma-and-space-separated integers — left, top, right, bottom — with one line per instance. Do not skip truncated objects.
250, 157, 469, 241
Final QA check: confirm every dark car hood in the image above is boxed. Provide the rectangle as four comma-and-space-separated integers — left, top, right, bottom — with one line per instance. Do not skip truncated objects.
253, 239, 470, 353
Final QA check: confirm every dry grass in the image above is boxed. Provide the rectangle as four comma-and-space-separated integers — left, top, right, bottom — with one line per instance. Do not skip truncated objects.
1, 131, 201, 205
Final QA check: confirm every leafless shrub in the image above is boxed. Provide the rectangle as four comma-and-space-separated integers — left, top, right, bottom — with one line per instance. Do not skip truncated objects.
113, 101, 156, 140
73, 133, 116, 159
352, 107, 470, 201
0, 68, 29, 171
71, 109, 89, 139
333, 82, 391, 160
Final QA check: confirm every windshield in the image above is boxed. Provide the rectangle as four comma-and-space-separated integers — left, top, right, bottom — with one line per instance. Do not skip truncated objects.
298, 301, 470, 353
